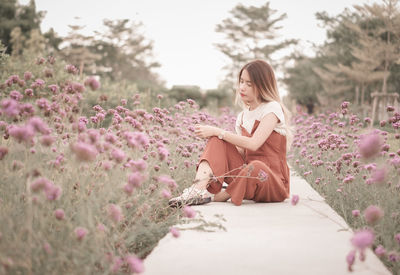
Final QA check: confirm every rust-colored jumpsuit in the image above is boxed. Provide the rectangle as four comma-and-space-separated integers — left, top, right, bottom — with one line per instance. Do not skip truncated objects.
197, 119, 290, 206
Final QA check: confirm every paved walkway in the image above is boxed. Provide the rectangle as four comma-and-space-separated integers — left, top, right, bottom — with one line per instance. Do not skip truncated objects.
143, 170, 391, 275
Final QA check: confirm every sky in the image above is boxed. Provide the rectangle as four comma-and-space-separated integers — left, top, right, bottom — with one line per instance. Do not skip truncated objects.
20, 0, 378, 92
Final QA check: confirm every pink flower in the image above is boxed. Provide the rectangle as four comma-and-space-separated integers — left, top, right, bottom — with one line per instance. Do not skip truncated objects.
24, 71, 33, 81
40, 135, 56, 146
74, 227, 88, 241
8, 125, 35, 143
54, 209, 65, 220
126, 255, 144, 273
111, 257, 123, 273
358, 132, 383, 159
364, 205, 384, 224
170, 227, 180, 238
30, 177, 52, 192
183, 205, 196, 218
395, 233, 400, 245
97, 223, 106, 232
341, 101, 349, 109
45, 184, 62, 201
130, 159, 148, 172
343, 175, 354, 184
1, 99, 19, 117
71, 142, 98, 161
43, 241, 52, 254
0, 146, 8, 160
65, 64, 78, 74
161, 189, 171, 198
158, 146, 169, 161
351, 229, 375, 251
9, 90, 23, 101
111, 148, 126, 163
108, 204, 123, 223
123, 183, 134, 195
370, 167, 387, 184
128, 172, 144, 188
158, 175, 178, 191
84, 76, 101, 91
388, 251, 400, 262
29, 117, 50, 134
375, 245, 386, 257
387, 106, 395, 112
346, 250, 356, 272
291, 194, 299, 206
352, 210, 360, 217
102, 161, 112, 171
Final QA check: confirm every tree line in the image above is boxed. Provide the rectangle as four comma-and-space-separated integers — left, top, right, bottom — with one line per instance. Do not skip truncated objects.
1, 0, 399, 114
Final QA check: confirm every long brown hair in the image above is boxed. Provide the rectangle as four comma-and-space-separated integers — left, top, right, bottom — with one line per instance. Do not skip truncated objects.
235, 60, 293, 149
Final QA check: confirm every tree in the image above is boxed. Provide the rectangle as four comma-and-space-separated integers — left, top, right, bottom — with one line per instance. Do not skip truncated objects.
283, 54, 322, 113
90, 19, 161, 89
60, 20, 101, 77
215, 1, 297, 88
0, 0, 44, 54
351, 0, 400, 95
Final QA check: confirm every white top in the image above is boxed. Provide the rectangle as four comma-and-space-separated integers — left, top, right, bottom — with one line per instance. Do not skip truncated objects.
235, 101, 286, 136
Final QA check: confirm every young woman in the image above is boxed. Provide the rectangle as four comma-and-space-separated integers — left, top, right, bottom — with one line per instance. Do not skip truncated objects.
169, 60, 292, 207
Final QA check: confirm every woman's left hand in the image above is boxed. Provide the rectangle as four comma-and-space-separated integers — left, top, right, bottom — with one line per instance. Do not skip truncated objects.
194, 124, 220, 139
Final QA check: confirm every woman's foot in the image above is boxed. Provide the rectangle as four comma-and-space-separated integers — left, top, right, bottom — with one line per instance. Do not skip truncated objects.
168, 185, 213, 208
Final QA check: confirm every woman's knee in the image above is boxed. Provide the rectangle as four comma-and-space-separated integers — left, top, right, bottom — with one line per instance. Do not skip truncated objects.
247, 160, 265, 170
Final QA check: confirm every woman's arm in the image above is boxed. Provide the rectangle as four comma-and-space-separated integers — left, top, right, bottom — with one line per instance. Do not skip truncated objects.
195, 112, 278, 151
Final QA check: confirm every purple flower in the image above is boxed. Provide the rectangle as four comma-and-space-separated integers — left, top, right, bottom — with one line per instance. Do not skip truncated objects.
128, 172, 144, 188
352, 210, 360, 217
161, 189, 171, 198
183, 205, 196, 218
74, 227, 88, 241
364, 205, 384, 225
370, 167, 387, 185
29, 117, 50, 134
1, 98, 19, 117
45, 184, 62, 201
111, 148, 126, 163
24, 71, 33, 81
71, 142, 98, 161
346, 250, 356, 272
358, 132, 383, 159
84, 76, 101, 91
291, 194, 299, 205
24, 88, 34, 97
54, 209, 65, 220
126, 255, 144, 273
65, 64, 78, 74
395, 233, 400, 245
8, 124, 35, 143
30, 177, 52, 192
374, 245, 386, 257
351, 229, 375, 251
9, 90, 23, 101
108, 204, 123, 223
170, 227, 180, 238
0, 146, 8, 160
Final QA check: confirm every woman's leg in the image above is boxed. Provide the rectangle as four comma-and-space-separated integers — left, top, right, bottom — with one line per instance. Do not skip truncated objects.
213, 190, 231, 202
193, 160, 213, 190
193, 160, 231, 201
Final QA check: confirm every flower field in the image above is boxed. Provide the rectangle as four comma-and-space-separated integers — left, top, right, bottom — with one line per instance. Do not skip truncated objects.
289, 103, 400, 273
0, 56, 235, 274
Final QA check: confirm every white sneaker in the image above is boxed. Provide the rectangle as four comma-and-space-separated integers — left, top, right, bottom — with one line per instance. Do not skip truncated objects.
168, 186, 213, 207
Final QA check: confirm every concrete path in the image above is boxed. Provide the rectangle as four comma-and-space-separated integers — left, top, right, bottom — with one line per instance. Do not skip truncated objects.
143, 170, 391, 275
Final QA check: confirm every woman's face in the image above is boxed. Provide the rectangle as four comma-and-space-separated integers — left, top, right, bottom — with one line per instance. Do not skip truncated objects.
239, 69, 259, 106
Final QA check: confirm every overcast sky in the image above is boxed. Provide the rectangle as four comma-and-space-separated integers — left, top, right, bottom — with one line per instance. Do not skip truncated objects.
20, 0, 378, 92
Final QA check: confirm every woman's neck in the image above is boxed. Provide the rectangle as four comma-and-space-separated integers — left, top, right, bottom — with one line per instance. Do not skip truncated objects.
248, 101, 261, 111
